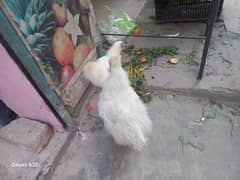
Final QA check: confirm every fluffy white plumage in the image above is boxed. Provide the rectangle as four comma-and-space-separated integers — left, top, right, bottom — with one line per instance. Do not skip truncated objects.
83, 41, 152, 151
83, 56, 110, 87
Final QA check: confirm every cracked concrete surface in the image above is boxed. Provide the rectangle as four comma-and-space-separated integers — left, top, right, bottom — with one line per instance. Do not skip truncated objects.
51, 94, 240, 180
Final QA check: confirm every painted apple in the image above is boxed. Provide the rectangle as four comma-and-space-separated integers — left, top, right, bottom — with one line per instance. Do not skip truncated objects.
52, 3, 67, 26
52, 28, 75, 65
73, 43, 91, 71
61, 65, 74, 85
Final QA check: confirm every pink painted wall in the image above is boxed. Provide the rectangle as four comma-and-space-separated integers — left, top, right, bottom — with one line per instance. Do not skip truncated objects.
0, 44, 64, 131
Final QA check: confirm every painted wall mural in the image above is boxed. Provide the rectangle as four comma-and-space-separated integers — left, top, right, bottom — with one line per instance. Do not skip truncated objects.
2, 0, 101, 112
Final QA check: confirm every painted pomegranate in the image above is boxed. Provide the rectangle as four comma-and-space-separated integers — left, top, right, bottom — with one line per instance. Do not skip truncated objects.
73, 43, 91, 71
52, 28, 75, 65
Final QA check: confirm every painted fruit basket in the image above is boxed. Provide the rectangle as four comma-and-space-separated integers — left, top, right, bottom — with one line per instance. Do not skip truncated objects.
0, 0, 101, 120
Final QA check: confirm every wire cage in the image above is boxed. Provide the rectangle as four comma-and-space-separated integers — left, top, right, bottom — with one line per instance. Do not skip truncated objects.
155, 0, 224, 23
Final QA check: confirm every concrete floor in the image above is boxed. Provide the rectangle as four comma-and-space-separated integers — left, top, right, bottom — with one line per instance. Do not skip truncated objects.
0, 1, 239, 180
51, 94, 240, 180
50, 1, 240, 180
223, 0, 240, 34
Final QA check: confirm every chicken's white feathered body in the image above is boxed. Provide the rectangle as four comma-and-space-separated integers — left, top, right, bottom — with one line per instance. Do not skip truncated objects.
98, 64, 152, 150
84, 41, 152, 151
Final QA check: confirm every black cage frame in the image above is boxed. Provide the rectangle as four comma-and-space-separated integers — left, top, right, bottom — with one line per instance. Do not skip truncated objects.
155, 0, 224, 23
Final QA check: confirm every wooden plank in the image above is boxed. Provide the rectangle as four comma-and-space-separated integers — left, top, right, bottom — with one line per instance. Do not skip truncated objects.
0, 8, 77, 130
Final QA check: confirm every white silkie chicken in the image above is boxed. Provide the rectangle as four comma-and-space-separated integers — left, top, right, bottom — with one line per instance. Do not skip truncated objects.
83, 41, 152, 151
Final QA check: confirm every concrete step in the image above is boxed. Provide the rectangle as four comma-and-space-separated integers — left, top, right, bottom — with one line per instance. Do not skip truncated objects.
0, 119, 70, 180
124, 3, 240, 103
141, 24, 240, 103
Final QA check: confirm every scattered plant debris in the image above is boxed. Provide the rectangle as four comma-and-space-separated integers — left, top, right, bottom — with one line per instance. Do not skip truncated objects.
123, 45, 178, 103
222, 58, 232, 65
124, 45, 178, 65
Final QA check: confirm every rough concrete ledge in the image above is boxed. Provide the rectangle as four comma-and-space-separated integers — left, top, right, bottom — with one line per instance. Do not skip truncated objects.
0, 120, 70, 180
0, 118, 53, 153
146, 85, 240, 104
144, 51, 240, 103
